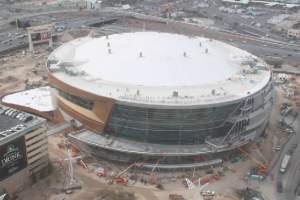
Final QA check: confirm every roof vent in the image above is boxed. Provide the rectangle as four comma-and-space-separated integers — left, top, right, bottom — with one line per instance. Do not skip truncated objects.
140, 52, 142, 57
137, 90, 139, 95
107, 42, 110, 47
212, 89, 215, 95
199, 42, 202, 46
108, 49, 111, 54
173, 91, 178, 97
206, 49, 208, 53
184, 52, 186, 57
106, 35, 108, 39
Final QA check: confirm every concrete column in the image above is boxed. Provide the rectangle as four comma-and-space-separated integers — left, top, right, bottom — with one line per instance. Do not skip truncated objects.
48, 39, 53, 47
29, 43, 34, 52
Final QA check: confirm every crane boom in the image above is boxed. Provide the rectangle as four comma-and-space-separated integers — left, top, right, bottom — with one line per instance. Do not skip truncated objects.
233, 145, 267, 169
116, 162, 137, 178
193, 157, 199, 178
248, 140, 269, 165
201, 156, 219, 177
193, 174, 211, 184
150, 157, 165, 178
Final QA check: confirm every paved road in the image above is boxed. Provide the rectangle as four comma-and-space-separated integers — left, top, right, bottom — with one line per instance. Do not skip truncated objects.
261, 114, 300, 200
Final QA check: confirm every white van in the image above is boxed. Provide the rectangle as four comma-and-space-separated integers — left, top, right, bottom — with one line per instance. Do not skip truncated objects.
22, 51, 26, 57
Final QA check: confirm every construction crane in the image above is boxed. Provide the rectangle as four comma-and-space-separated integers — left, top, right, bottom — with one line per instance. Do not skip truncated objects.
150, 157, 165, 185
201, 156, 220, 180
108, 162, 144, 186
192, 156, 200, 182
232, 144, 267, 174
247, 140, 268, 166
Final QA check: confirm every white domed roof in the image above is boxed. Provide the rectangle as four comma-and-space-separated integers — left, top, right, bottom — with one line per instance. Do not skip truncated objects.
74, 32, 242, 87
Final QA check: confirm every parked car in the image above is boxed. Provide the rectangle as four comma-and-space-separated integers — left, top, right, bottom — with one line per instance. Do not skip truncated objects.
23, 116, 33, 123
5, 109, 13, 115
283, 129, 293, 134
287, 149, 293, 155
8, 111, 17, 117
201, 191, 215, 196
276, 145, 281, 151
12, 111, 20, 118
16, 113, 25, 119
156, 184, 164, 190
277, 182, 283, 193
293, 143, 297, 148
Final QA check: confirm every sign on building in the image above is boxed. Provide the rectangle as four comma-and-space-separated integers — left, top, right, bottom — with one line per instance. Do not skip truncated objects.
0, 136, 28, 182
27, 25, 53, 52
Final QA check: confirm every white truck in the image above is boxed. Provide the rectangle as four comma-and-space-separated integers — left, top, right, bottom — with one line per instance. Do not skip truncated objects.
280, 155, 291, 173
201, 191, 215, 196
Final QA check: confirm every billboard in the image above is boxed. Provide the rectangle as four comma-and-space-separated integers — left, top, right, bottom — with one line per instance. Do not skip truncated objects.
41, 31, 51, 40
31, 33, 41, 41
0, 136, 28, 182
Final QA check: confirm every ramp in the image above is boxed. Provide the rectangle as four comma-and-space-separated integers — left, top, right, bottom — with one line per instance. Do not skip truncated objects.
47, 121, 73, 136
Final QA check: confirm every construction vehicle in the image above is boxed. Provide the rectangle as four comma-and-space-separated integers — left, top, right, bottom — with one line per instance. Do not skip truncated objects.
169, 193, 184, 199
108, 162, 144, 186
232, 143, 267, 174
201, 156, 220, 180
97, 172, 107, 177
156, 184, 164, 190
149, 157, 165, 185
72, 147, 79, 152
280, 155, 291, 173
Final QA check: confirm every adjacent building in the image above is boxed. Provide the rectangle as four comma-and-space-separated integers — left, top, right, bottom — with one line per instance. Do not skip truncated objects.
0, 106, 49, 194
288, 29, 300, 39
183, 17, 214, 26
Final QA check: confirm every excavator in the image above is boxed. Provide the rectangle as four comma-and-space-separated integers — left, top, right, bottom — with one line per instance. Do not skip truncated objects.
232, 142, 268, 174
108, 162, 144, 186
149, 157, 165, 185
97, 172, 107, 177
201, 155, 220, 180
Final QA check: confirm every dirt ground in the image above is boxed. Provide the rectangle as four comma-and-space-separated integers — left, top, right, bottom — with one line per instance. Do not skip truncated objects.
0, 47, 49, 95
15, 134, 253, 200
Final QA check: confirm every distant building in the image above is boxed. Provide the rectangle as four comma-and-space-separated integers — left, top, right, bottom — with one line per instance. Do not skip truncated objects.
289, 13, 300, 22
86, 0, 102, 10
274, 20, 298, 31
170, 11, 185, 18
287, 29, 300, 39
183, 17, 214, 26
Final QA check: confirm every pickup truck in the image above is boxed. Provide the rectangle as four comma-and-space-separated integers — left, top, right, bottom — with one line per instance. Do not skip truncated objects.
201, 191, 215, 196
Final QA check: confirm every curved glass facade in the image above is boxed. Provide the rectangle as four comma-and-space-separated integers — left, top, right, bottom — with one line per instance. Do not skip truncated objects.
105, 101, 246, 145
52, 87, 95, 110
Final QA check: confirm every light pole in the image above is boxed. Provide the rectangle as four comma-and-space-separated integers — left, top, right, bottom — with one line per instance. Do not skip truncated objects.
185, 178, 210, 200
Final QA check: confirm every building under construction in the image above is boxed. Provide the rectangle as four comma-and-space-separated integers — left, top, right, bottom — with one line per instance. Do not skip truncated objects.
46, 32, 275, 172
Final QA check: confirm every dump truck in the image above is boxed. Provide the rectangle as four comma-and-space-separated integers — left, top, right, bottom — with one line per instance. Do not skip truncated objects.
280, 155, 291, 173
